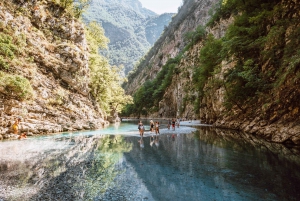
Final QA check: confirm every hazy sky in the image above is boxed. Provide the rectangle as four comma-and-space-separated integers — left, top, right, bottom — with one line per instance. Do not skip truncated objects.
139, 0, 183, 14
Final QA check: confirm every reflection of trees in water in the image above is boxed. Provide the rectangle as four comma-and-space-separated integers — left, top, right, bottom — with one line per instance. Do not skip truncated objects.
124, 129, 300, 201
0, 135, 132, 200
194, 127, 300, 166
193, 127, 300, 200
75, 135, 132, 200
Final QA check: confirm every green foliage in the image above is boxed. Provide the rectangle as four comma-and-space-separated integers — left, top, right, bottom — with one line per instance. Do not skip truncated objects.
123, 0, 200, 85
73, 0, 92, 18
0, 33, 18, 60
86, 22, 132, 114
51, 0, 91, 18
184, 25, 206, 46
122, 56, 179, 116
0, 72, 34, 100
83, 1, 173, 75
206, 0, 300, 110
55, 0, 73, 9
0, 56, 9, 70
86, 21, 109, 50
125, 0, 300, 116
193, 34, 222, 96
0, 32, 27, 70
191, 34, 222, 113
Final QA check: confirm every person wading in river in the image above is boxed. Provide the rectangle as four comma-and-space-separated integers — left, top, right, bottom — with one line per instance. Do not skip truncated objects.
150, 120, 154, 132
138, 122, 145, 137
172, 118, 176, 131
155, 121, 160, 135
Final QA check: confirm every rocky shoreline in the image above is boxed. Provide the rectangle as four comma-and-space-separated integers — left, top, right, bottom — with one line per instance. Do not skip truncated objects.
214, 119, 300, 145
0, 115, 109, 141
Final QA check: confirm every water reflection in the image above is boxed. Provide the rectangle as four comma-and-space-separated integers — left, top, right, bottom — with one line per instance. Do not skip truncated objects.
120, 128, 300, 201
150, 135, 160, 148
138, 137, 144, 149
0, 134, 132, 200
0, 125, 300, 201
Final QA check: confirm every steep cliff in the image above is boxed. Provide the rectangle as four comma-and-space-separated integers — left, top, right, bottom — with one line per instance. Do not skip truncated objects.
124, 0, 220, 94
0, 0, 106, 139
124, 0, 300, 144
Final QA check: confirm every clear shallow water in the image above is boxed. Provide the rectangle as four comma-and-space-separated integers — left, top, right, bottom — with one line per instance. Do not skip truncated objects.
1, 121, 300, 201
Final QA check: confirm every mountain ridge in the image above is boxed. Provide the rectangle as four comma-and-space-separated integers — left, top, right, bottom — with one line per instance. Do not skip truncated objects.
83, 0, 174, 74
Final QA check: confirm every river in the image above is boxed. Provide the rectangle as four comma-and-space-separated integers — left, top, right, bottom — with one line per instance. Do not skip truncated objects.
0, 120, 300, 201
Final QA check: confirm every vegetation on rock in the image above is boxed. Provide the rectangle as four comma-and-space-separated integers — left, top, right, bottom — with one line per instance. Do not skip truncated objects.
122, 24, 207, 117
83, 0, 174, 75
123, 0, 300, 133
0, 72, 34, 100
0, 0, 132, 136
86, 21, 132, 114
204, 0, 300, 115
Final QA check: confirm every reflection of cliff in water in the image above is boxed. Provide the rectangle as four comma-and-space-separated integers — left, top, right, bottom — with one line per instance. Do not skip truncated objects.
0, 134, 132, 200
200, 127, 300, 167
124, 128, 300, 201
198, 127, 300, 195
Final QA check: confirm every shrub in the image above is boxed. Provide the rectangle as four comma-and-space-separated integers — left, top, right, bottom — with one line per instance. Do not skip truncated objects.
193, 34, 222, 96
0, 33, 18, 59
0, 56, 9, 70
206, 0, 300, 110
0, 72, 34, 100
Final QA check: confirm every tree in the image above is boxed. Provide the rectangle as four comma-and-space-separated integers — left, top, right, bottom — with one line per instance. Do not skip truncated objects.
73, 0, 92, 19
85, 22, 132, 115
110, 88, 133, 116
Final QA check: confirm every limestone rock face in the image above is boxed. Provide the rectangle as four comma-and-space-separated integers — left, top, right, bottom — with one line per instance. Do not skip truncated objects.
124, 0, 220, 95
0, 0, 107, 139
124, 0, 300, 144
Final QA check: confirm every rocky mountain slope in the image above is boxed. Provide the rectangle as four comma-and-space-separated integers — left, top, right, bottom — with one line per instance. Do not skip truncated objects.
83, 0, 174, 74
0, 0, 107, 140
124, 0, 300, 145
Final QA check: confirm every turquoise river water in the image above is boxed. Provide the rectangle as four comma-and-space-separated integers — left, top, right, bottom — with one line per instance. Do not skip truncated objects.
0, 120, 300, 201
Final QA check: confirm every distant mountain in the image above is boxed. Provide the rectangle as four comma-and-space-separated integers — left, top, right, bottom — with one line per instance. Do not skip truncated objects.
83, 0, 174, 74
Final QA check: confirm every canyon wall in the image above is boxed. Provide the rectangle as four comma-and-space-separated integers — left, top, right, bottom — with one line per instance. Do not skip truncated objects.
0, 0, 107, 139
124, 0, 300, 144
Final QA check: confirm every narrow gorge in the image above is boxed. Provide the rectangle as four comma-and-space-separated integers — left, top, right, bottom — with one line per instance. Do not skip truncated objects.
1, 1, 300, 200
123, 0, 300, 145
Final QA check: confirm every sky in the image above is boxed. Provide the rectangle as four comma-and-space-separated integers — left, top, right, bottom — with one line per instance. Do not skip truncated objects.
139, 0, 183, 14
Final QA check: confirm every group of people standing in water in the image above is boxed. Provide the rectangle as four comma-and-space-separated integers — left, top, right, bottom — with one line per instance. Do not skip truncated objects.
138, 118, 181, 137
167, 118, 180, 130
138, 119, 180, 149
138, 119, 161, 149
138, 120, 161, 137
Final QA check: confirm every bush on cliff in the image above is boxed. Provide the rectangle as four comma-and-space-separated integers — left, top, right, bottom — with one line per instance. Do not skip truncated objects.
206, 0, 300, 110
0, 32, 20, 70
0, 72, 34, 100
